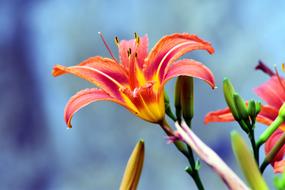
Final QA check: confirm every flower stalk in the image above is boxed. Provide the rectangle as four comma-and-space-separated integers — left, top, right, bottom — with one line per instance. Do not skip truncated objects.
257, 103, 285, 148
176, 122, 250, 190
160, 119, 204, 190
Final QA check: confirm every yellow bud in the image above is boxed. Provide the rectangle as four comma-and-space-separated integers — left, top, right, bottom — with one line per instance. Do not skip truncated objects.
120, 140, 145, 190
231, 131, 268, 190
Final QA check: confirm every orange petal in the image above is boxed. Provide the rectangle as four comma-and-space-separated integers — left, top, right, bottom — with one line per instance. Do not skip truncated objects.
64, 88, 138, 128
254, 76, 285, 109
162, 59, 216, 90
204, 104, 278, 126
274, 160, 285, 173
256, 105, 278, 126
145, 33, 214, 81
204, 107, 235, 124
52, 64, 126, 100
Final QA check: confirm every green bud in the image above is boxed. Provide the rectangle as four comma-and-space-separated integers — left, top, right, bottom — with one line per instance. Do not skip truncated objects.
223, 78, 240, 120
255, 101, 261, 116
247, 100, 256, 119
175, 77, 182, 123
180, 77, 194, 125
233, 93, 249, 121
231, 131, 269, 190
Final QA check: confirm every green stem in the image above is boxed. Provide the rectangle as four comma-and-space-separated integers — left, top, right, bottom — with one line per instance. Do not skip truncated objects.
248, 127, 259, 165
185, 145, 205, 190
257, 116, 284, 147
260, 132, 285, 174
160, 119, 204, 190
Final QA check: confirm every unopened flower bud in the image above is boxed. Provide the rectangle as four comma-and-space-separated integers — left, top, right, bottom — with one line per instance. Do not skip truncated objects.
247, 100, 256, 119
175, 77, 183, 123
181, 77, 194, 125
120, 140, 144, 190
233, 93, 249, 121
223, 78, 240, 121
255, 101, 261, 116
231, 131, 269, 190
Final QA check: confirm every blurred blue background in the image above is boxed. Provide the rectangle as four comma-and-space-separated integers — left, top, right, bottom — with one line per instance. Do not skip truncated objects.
1, 0, 285, 189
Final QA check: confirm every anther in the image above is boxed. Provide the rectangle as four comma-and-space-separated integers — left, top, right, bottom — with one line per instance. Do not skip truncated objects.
114, 36, 119, 45
134, 32, 140, 45
127, 48, 132, 57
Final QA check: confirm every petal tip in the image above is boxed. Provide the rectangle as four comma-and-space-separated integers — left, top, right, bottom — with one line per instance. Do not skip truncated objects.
52, 65, 65, 77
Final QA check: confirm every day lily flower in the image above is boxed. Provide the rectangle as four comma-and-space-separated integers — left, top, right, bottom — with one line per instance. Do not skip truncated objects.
204, 62, 285, 173
53, 33, 215, 128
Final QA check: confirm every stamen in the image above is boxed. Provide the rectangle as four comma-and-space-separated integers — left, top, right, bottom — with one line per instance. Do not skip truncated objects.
127, 48, 132, 57
274, 65, 285, 93
134, 32, 140, 45
282, 63, 285, 71
114, 36, 119, 45
98, 32, 118, 63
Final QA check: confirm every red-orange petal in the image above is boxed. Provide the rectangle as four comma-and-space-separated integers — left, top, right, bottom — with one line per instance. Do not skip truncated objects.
64, 88, 137, 128
204, 104, 278, 126
53, 56, 128, 82
162, 59, 216, 90
204, 107, 235, 124
254, 76, 285, 109
52, 64, 125, 100
145, 33, 214, 80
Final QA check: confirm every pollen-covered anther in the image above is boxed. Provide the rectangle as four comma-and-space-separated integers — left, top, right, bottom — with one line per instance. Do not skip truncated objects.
134, 32, 140, 45
127, 48, 132, 57
114, 36, 119, 45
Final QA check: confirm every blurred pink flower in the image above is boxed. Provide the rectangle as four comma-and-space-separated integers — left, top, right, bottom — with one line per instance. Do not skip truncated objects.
204, 63, 285, 173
